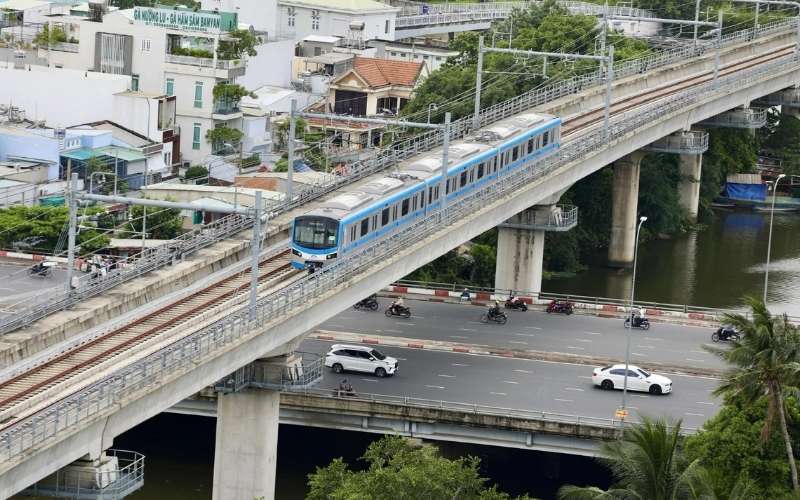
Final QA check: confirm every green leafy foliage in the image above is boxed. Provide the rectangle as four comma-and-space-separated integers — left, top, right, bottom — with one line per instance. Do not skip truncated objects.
212, 83, 255, 102
169, 46, 213, 59
123, 201, 183, 240
34, 25, 67, 47
184, 165, 208, 184
306, 435, 535, 500
0, 205, 109, 256
217, 29, 261, 60
761, 110, 800, 176
205, 126, 244, 150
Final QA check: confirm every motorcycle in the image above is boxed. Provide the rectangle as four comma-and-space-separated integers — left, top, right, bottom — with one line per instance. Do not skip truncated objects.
28, 261, 54, 278
353, 296, 379, 311
546, 300, 574, 315
385, 304, 411, 318
504, 297, 528, 311
711, 326, 739, 343
624, 316, 651, 330
480, 308, 508, 324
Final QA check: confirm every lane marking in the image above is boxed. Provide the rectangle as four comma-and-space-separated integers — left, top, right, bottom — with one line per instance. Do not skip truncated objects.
410, 316, 426, 320
554, 398, 573, 402
574, 339, 593, 343
469, 321, 486, 325
685, 358, 705, 362
514, 369, 533, 374
451, 363, 470, 367
514, 333, 536, 337
438, 374, 456, 378
632, 352, 648, 357
490, 392, 507, 396
395, 357, 408, 361
385, 329, 403, 334
690, 350, 707, 355
695, 402, 715, 406
578, 375, 593, 379
628, 406, 639, 410
525, 326, 543, 330
643, 337, 663, 341
509, 341, 528, 345
634, 395, 650, 399
567, 346, 585, 350
564, 387, 585, 392
425, 385, 445, 390
449, 335, 469, 339
360, 378, 378, 383
502, 380, 519, 385
459, 328, 477, 332
584, 331, 602, 336
405, 323, 416, 326
636, 345, 655, 349
685, 412, 705, 417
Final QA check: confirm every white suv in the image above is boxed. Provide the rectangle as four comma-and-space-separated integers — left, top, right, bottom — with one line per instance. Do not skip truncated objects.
324, 344, 398, 377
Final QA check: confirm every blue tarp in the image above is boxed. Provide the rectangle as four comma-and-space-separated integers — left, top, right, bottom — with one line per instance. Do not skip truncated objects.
723, 182, 767, 201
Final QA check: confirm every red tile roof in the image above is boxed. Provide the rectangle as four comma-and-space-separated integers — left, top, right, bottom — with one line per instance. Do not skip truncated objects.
351, 56, 424, 88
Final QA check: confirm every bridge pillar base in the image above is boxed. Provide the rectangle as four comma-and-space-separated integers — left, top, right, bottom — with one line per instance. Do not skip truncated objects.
678, 153, 702, 222
608, 152, 645, 268
212, 388, 280, 500
494, 207, 547, 295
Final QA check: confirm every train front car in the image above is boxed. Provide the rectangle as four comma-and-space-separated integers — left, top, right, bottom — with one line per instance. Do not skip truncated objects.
290, 213, 341, 270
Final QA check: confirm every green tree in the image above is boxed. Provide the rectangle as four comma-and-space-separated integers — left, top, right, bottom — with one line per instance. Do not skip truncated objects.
206, 126, 244, 152
184, 165, 209, 184
217, 29, 261, 60
559, 417, 712, 500
0, 205, 109, 255
761, 110, 800, 176
34, 25, 67, 47
705, 297, 800, 492
124, 201, 183, 240
306, 435, 533, 500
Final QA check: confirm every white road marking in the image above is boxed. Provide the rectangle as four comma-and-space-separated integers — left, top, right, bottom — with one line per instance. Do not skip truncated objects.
685, 358, 705, 362
405, 323, 416, 326
578, 375, 593, 379
584, 331, 602, 335
628, 406, 639, 410
690, 350, 707, 355
509, 341, 528, 345
438, 374, 456, 378
525, 326, 543, 330
410, 316, 425, 320
564, 387, 585, 392
359, 378, 378, 383
574, 339, 593, 343
395, 357, 408, 361
636, 345, 655, 349
514, 333, 536, 337
514, 369, 533, 374
449, 335, 469, 339
469, 321, 486, 325
695, 402, 715, 406
385, 329, 403, 334
490, 392, 507, 396
634, 395, 650, 399
632, 352, 648, 357
451, 363, 470, 367
643, 337, 663, 341
554, 398, 573, 402
459, 328, 477, 332
685, 412, 705, 417
502, 380, 519, 385
425, 385, 445, 390
567, 346, 585, 350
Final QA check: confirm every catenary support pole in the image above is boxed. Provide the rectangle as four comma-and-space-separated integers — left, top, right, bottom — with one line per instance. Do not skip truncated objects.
693, 0, 701, 45
249, 190, 262, 321
603, 45, 615, 141
440, 112, 451, 220
473, 36, 484, 130
764, 174, 786, 303
600, 2, 608, 72
65, 173, 78, 294
714, 10, 723, 86
288, 99, 296, 203
622, 216, 647, 413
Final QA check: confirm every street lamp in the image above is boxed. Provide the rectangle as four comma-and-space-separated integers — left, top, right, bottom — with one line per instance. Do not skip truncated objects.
89, 171, 118, 196
621, 215, 647, 415
764, 173, 786, 303
427, 102, 439, 124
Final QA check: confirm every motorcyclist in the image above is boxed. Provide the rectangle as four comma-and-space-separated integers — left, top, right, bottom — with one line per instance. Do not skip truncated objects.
338, 379, 354, 396
30, 262, 45, 275
488, 299, 501, 318
719, 324, 736, 340
358, 294, 377, 306
460, 288, 471, 303
391, 297, 405, 314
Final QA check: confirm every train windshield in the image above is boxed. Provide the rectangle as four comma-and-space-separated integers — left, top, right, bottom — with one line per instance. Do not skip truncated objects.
293, 216, 338, 249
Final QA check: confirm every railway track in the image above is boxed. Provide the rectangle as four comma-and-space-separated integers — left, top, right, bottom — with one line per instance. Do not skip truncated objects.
0, 43, 793, 429
561, 45, 796, 136
0, 247, 299, 419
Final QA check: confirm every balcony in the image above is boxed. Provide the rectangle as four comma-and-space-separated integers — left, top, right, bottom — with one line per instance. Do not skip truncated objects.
212, 99, 241, 117
164, 53, 246, 77
498, 205, 579, 232
50, 41, 79, 53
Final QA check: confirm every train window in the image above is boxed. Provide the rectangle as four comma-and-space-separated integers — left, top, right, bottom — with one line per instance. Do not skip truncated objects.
360, 217, 369, 237
393, 205, 398, 220
528, 138, 534, 154
350, 225, 356, 242
428, 186, 433, 202
401, 198, 409, 216
460, 171, 467, 187
512, 146, 519, 162
477, 163, 484, 178
498, 153, 504, 169
381, 208, 390, 226
446, 178, 451, 194
421, 190, 426, 207
543, 131, 549, 146
412, 195, 418, 212
293, 217, 338, 249
434, 186, 439, 200
469, 169, 474, 183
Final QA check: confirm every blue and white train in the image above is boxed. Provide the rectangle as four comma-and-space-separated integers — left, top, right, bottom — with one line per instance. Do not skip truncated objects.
290, 112, 562, 270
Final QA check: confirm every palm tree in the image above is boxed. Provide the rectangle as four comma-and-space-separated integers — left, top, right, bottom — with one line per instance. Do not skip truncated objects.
558, 417, 712, 500
705, 296, 800, 492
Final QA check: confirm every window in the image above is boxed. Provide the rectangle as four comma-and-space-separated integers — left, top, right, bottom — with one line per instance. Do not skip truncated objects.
420, 190, 425, 207
436, 56, 442, 61
610, 369, 626, 376
390, 51, 397, 57
542, 131, 549, 146
460, 171, 467, 188
381, 207, 390, 226
400, 53, 406, 57
141, 39, 151, 52
392, 205, 398, 220
311, 9, 320, 30
412, 195, 418, 212
165, 78, 174, 96
385, 19, 390, 34
192, 123, 201, 150
193, 81, 203, 108
360, 218, 369, 237
164, 151, 171, 167
370, 349, 386, 360
287, 7, 295, 27
314, 46, 322, 56
401, 198, 409, 216
527, 138, 534, 154
293, 217, 338, 249
477, 163, 484, 179
423, 55, 429, 60
131, 74, 139, 91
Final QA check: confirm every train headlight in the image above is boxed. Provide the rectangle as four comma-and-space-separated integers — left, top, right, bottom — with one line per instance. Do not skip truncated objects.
326, 253, 338, 260
291, 248, 301, 256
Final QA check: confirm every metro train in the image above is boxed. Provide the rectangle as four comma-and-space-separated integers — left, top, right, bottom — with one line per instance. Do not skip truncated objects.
290, 112, 562, 270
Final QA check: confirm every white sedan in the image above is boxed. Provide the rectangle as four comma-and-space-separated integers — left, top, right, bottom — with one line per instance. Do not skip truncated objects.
592, 364, 672, 395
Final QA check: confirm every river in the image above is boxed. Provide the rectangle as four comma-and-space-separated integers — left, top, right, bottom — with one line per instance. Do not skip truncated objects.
543, 210, 800, 316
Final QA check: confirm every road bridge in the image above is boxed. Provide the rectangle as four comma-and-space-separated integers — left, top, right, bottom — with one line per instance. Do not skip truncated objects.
1, 21, 799, 499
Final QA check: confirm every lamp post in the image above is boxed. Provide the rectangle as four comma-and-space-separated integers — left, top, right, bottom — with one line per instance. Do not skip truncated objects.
89, 171, 118, 196
763, 173, 786, 303
427, 102, 439, 124
621, 215, 647, 414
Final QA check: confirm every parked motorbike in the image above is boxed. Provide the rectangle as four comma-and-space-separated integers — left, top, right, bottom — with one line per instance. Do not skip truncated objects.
546, 300, 574, 315
481, 308, 508, 325
385, 304, 411, 318
624, 316, 651, 330
353, 295, 379, 311
504, 297, 528, 311
711, 325, 740, 343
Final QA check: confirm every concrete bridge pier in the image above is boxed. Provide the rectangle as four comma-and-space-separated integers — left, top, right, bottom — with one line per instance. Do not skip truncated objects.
678, 153, 702, 221
608, 152, 645, 268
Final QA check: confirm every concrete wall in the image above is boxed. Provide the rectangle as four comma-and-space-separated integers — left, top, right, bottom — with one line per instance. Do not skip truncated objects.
277, 2, 397, 41
201, 0, 279, 34
236, 39, 295, 88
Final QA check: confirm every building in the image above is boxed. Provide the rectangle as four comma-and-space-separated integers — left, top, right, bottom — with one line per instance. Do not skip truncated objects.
371, 39, 458, 73
41, 5, 257, 165
308, 56, 426, 151
276, 0, 399, 42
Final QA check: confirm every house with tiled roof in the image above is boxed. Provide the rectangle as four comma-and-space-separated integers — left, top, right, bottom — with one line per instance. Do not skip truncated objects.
308, 56, 428, 154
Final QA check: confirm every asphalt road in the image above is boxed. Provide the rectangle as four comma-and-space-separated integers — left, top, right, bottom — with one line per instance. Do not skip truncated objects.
319, 299, 726, 371
0, 263, 66, 312
302, 339, 720, 429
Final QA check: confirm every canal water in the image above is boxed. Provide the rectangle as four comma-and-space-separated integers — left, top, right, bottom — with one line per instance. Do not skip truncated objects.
543, 210, 800, 316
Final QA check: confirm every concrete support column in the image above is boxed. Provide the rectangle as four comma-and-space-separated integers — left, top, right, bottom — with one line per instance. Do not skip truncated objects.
494, 207, 547, 295
212, 389, 280, 500
608, 152, 645, 268
678, 153, 702, 222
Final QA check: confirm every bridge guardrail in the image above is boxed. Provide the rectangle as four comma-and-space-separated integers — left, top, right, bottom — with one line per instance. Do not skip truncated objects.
0, 47, 795, 464
0, 20, 794, 335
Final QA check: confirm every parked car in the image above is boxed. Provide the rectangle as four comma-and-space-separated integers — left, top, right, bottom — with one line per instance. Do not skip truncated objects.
324, 344, 398, 377
592, 364, 672, 395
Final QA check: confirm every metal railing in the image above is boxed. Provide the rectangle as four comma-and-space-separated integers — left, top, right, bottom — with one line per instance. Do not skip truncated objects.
215, 352, 323, 393
283, 387, 699, 434
49, 42, 79, 53
699, 107, 768, 128
754, 87, 800, 107
499, 204, 579, 231
165, 53, 245, 70
0, 48, 795, 464
0, 20, 793, 336
644, 130, 709, 154
19, 449, 145, 499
